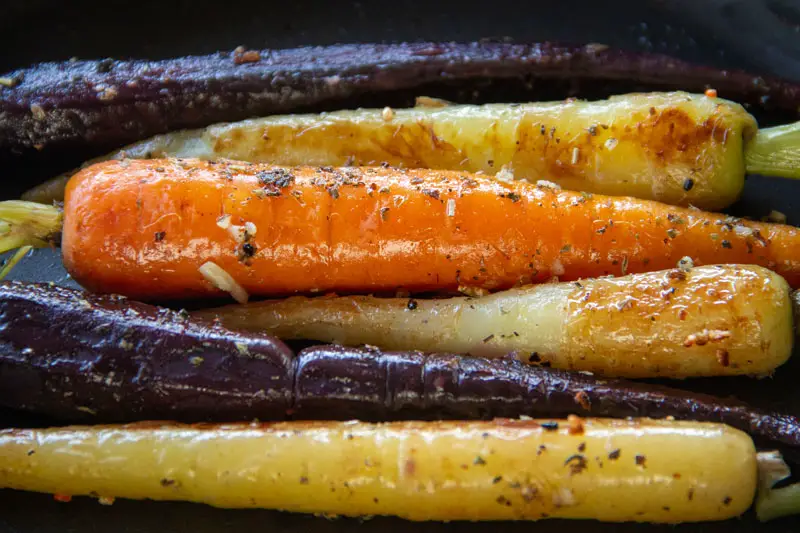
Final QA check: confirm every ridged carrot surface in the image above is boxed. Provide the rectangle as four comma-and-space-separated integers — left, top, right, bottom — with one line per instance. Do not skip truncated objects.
63, 159, 800, 300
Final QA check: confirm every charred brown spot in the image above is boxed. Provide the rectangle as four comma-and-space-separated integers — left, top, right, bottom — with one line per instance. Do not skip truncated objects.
635, 454, 647, 467
567, 415, 585, 435
537, 445, 546, 455
626, 107, 731, 167
574, 390, 591, 410
233, 47, 261, 64
608, 449, 621, 460
668, 269, 687, 281
496, 495, 511, 506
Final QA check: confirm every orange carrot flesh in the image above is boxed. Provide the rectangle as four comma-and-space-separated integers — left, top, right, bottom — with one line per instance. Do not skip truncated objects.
62, 159, 800, 300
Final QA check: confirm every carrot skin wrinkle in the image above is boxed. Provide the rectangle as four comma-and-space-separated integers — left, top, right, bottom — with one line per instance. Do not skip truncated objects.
62, 159, 800, 300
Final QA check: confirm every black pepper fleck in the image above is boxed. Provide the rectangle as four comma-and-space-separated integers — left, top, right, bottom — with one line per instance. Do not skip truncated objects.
608, 449, 621, 460
721, 240, 732, 249
96, 59, 114, 73
683, 178, 695, 191
257, 169, 295, 189
541, 422, 559, 431
240, 242, 257, 259
407, 299, 418, 310
635, 454, 647, 467
154, 231, 166, 242
564, 454, 588, 475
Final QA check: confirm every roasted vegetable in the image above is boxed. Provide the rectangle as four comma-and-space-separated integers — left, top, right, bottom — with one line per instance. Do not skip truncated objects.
0, 281, 294, 421
4, 41, 800, 166
26, 91, 768, 209
201, 264, 792, 378
5, 159, 795, 301
8, 160, 800, 298
2, 281, 799, 450
0, 418, 759, 523
293, 346, 800, 449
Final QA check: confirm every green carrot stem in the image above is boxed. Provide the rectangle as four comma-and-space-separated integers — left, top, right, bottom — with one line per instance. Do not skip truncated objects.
0, 246, 32, 280
755, 451, 800, 521
0, 201, 62, 255
745, 122, 800, 179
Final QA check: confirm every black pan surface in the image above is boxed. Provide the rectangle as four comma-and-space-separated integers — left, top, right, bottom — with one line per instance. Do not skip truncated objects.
1, 0, 800, 531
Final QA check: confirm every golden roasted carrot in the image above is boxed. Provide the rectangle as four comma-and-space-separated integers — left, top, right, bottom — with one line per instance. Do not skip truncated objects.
0, 418, 758, 523
199, 265, 793, 378
5, 159, 800, 300
24, 92, 758, 209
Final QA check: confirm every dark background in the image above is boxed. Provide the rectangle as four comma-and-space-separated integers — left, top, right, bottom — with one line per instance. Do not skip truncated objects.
2, 0, 800, 531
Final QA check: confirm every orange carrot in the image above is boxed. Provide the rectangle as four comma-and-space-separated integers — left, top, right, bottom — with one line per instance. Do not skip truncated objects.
45, 158, 800, 300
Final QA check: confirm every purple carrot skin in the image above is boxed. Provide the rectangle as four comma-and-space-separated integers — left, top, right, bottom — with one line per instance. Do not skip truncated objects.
2, 41, 800, 164
0, 282, 798, 453
0, 281, 293, 421
293, 345, 800, 450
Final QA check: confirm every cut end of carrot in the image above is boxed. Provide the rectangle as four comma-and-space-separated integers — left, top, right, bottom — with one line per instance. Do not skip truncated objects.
0, 201, 62, 279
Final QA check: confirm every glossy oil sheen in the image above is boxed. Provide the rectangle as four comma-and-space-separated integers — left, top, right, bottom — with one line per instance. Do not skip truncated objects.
62, 160, 800, 301
0, 418, 757, 522
39, 92, 756, 209
5, 40, 799, 187
0, 281, 293, 421
0, 282, 797, 448
203, 265, 793, 378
